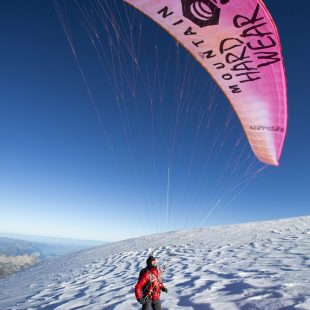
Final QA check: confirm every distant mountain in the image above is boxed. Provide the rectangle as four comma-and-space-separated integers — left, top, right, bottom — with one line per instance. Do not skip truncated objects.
0, 233, 106, 248
0, 236, 105, 260
0, 237, 43, 258
0, 235, 107, 278
0, 233, 106, 247
0, 216, 309, 309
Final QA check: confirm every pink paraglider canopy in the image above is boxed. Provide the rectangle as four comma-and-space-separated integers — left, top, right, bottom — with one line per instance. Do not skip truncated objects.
124, 0, 287, 166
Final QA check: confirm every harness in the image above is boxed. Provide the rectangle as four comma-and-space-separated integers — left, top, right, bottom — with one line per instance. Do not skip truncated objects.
143, 270, 154, 295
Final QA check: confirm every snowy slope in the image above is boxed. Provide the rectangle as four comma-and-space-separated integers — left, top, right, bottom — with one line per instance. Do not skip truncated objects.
0, 216, 309, 310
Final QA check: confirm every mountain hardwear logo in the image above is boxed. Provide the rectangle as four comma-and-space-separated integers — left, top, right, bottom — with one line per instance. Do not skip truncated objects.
181, 0, 228, 28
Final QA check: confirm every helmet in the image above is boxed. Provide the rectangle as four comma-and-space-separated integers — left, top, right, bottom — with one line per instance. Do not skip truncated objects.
146, 255, 157, 268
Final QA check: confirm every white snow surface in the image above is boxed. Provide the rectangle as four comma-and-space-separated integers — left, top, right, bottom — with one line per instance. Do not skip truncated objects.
0, 216, 309, 310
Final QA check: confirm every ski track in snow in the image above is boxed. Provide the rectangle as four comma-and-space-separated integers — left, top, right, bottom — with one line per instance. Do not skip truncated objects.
0, 217, 309, 310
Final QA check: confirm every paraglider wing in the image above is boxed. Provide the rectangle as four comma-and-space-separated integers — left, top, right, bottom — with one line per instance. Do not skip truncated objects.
124, 0, 287, 166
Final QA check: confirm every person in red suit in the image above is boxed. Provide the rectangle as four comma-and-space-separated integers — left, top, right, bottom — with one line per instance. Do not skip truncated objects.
135, 256, 168, 310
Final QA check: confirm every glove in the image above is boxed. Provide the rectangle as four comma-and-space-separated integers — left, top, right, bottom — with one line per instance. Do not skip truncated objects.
161, 287, 168, 293
138, 297, 146, 304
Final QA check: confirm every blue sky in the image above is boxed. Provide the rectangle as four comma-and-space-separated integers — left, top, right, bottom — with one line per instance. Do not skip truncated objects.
0, 1, 309, 242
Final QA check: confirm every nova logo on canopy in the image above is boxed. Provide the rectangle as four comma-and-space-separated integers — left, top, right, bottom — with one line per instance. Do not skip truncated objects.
181, 0, 230, 27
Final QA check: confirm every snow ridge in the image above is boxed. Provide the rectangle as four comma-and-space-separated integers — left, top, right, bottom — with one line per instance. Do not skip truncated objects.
0, 216, 309, 309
